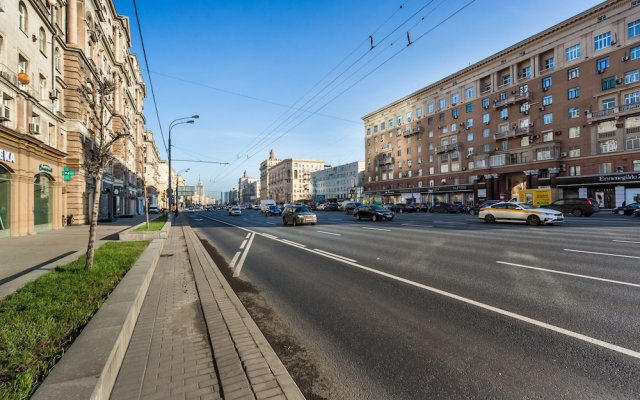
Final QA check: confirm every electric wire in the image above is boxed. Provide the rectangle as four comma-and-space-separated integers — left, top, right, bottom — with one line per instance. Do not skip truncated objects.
132, 0, 167, 152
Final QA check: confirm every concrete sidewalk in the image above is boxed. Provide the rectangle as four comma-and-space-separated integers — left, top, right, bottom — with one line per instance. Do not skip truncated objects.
0, 215, 147, 299
111, 215, 303, 399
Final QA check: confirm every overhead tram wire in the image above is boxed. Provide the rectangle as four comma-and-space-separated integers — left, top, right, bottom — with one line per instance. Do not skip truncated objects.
212, 0, 463, 184
233, 0, 414, 161
132, 0, 166, 152
245, 0, 478, 160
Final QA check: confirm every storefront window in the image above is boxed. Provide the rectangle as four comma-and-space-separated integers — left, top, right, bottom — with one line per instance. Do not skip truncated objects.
34, 173, 52, 231
0, 165, 11, 236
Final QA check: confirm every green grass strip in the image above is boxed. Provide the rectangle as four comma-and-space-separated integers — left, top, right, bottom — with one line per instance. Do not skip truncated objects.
134, 213, 167, 232
0, 240, 149, 400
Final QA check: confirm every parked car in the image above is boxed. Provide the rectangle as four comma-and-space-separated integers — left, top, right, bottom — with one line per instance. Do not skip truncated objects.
612, 202, 640, 215
282, 205, 317, 226
316, 203, 327, 211
453, 202, 470, 213
354, 205, 395, 221
324, 203, 339, 211
469, 200, 501, 216
388, 203, 416, 213
634, 209, 640, 217
148, 205, 159, 214
265, 205, 282, 216
479, 202, 564, 225
541, 198, 600, 217
343, 202, 363, 214
228, 206, 242, 216
413, 203, 430, 212
429, 202, 460, 213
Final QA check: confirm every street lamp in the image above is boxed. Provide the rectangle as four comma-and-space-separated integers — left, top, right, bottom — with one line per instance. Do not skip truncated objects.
176, 168, 190, 210
168, 115, 199, 214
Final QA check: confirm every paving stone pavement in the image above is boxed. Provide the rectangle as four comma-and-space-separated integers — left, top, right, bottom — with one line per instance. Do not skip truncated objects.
111, 222, 222, 400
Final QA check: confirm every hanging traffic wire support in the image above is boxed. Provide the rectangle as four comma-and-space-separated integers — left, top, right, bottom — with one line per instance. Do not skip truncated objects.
406, 31, 412, 46
369, 35, 374, 50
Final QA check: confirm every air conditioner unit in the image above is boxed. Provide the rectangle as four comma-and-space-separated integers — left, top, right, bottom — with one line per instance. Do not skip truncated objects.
597, 69, 605, 74
542, 87, 549, 92
29, 123, 40, 134
461, 167, 467, 171
0, 106, 9, 122
49, 91, 58, 100
502, 116, 509, 120
623, 54, 630, 62
560, 152, 568, 157
539, 106, 545, 111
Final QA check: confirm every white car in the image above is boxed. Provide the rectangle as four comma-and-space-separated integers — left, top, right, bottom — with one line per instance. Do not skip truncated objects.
479, 202, 564, 226
228, 206, 242, 216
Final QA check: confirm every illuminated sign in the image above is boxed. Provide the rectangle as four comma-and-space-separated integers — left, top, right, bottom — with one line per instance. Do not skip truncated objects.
0, 149, 16, 163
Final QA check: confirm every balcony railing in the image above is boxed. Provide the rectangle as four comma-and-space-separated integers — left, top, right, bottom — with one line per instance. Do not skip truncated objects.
435, 142, 461, 154
402, 125, 423, 137
587, 103, 640, 123
515, 91, 533, 102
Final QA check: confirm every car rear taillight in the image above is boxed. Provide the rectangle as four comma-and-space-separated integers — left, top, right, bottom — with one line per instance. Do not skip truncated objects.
586, 198, 592, 205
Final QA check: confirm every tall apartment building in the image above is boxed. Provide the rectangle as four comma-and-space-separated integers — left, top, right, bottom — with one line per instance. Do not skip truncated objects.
363, 0, 640, 208
238, 170, 259, 204
310, 161, 364, 202
259, 150, 324, 203
142, 130, 161, 206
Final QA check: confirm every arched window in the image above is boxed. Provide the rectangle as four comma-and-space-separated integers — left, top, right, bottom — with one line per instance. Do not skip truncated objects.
19, 2, 27, 32
54, 47, 61, 70
39, 28, 46, 53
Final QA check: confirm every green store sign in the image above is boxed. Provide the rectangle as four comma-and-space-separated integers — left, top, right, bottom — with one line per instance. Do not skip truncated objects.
62, 166, 76, 181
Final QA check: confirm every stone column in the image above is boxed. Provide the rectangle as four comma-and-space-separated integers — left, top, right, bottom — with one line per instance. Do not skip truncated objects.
67, 0, 78, 46
484, 174, 494, 199
492, 173, 500, 200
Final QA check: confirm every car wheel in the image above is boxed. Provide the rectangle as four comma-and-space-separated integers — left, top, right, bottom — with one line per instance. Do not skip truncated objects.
372, 214, 378, 222
484, 214, 495, 224
387, 216, 394, 221
527, 215, 541, 226
618, 210, 625, 215
572, 208, 583, 217
469, 209, 476, 216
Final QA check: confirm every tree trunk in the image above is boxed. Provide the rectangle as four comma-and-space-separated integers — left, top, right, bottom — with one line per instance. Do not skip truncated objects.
85, 173, 103, 270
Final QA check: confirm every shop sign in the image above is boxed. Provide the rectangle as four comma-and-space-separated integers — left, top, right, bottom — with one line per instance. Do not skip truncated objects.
62, 166, 76, 181
39, 164, 53, 173
598, 173, 639, 183
0, 149, 16, 163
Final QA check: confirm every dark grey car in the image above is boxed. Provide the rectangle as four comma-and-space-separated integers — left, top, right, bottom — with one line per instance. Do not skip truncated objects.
282, 205, 317, 226
541, 198, 600, 217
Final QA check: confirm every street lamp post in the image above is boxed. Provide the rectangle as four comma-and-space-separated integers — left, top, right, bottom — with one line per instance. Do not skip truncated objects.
168, 115, 199, 215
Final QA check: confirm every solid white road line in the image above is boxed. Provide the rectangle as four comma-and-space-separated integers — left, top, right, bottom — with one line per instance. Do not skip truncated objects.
401, 224, 434, 228
233, 232, 255, 277
229, 251, 241, 271
261, 233, 278, 239
245, 233, 251, 239
361, 227, 392, 232
312, 248, 357, 263
281, 239, 307, 248
612, 240, 640, 244
317, 231, 342, 236
564, 249, 640, 259
497, 261, 640, 288
266, 222, 276, 225
198, 214, 640, 359
240, 239, 248, 250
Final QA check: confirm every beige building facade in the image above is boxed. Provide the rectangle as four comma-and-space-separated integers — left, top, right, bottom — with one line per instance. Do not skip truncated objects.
260, 150, 324, 203
363, 0, 640, 208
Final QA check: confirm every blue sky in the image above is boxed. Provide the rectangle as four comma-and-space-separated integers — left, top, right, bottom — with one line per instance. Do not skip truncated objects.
113, 0, 603, 198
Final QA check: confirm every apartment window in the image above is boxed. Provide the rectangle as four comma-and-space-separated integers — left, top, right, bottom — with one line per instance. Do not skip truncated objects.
39, 28, 46, 53
568, 107, 580, 119
568, 67, 579, 80
427, 117, 433, 125
397, 139, 402, 147
483, 128, 490, 138
428, 103, 434, 113
54, 47, 61, 71
406, 112, 412, 122
406, 148, 412, 155
374, 125, 378, 133
627, 136, 640, 150
452, 108, 459, 119
634, 160, 640, 172
628, 19, 640, 38
407, 160, 413, 168
467, 147, 474, 156
499, 108, 508, 119
416, 108, 423, 119
452, 93, 460, 105
19, 2, 27, 32
518, 84, 529, 95
466, 118, 473, 128
600, 139, 618, 153
601, 98, 616, 109
543, 113, 553, 124
566, 44, 581, 61
542, 130, 553, 142
596, 57, 610, 73
624, 91, 640, 104
569, 126, 581, 138
440, 164, 449, 173
520, 102, 530, 113
397, 116, 402, 125
482, 113, 490, 124
489, 154, 506, 167
380, 121, 386, 131
544, 57, 554, 71
39, 75, 46, 100
569, 147, 581, 157
570, 165, 581, 176
388, 118, 393, 128
467, 132, 473, 141
450, 123, 457, 132
397, 128, 402, 137
366, 128, 371, 135
632, 46, 640, 60
499, 140, 508, 151
429, 154, 433, 161
438, 98, 446, 109
594, 32, 611, 51
466, 103, 473, 113
542, 76, 552, 90
602, 76, 616, 90
439, 113, 445, 122
417, 145, 422, 153
482, 143, 490, 152
568, 87, 580, 100
536, 148, 552, 161
502, 73, 511, 86
499, 91, 508, 101
625, 70, 639, 84
598, 162, 613, 174
397, 150, 401, 157
482, 98, 490, 109
466, 87, 474, 99
428, 130, 433, 138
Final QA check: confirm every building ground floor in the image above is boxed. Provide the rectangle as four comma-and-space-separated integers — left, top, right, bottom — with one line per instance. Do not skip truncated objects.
364, 170, 640, 209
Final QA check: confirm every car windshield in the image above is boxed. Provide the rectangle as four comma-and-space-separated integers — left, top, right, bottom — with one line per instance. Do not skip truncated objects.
295, 207, 310, 213
371, 206, 385, 211
517, 203, 535, 209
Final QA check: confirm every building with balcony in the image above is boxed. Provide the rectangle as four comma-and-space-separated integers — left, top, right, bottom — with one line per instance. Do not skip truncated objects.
238, 170, 260, 205
363, 0, 640, 208
259, 150, 324, 203
310, 161, 364, 202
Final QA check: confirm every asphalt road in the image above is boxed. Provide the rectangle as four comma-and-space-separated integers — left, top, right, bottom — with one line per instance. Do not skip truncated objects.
187, 208, 640, 399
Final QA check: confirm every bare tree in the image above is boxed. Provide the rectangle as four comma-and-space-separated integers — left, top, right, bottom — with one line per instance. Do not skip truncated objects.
79, 77, 129, 270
